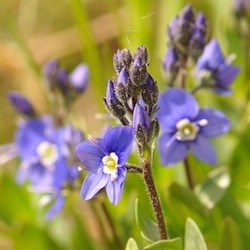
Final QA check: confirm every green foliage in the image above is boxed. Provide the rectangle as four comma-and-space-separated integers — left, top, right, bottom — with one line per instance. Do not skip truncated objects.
144, 238, 182, 250
184, 218, 207, 250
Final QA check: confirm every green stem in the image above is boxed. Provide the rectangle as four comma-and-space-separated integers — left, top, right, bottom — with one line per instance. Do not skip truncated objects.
183, 157, 194, 190
179, 68, 195, 190
100, 202, 123, 249
142, 155, 168, 240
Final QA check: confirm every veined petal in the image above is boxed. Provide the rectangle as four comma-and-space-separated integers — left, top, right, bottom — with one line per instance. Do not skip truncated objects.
81, 170, 109, 201
190, 136, 217, 164
46, 195, 65, 219
196, 108, 231, 137
216, 64, 240, 89
158, 133, 188, 166
75, 140, 104, 172
105, 167, 126, 204
157, 88, 199, 131
102, 126, 133, 165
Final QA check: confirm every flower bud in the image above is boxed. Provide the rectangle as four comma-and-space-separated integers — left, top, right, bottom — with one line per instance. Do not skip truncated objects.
43, 60, 59, 89
133, 46, 148, 65
113, 49, 132, 73
104, 80, 126, 119
130, 56, 148, 86
133, 103, 151, 146
8, 91, 35, 117
69, 64, 89, 93
141, 74, 158, 115
115, 67, 132, 102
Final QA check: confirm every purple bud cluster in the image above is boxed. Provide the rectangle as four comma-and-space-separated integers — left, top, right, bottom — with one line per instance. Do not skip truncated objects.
44, 60, 89, 101
163, 5, 208, 84
104, 46, 159, 148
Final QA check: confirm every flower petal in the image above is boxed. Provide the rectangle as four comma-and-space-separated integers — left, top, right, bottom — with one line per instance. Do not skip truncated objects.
196, 39, 225, 71
215, 64, 240, 89
102, 126, 133, 165
46, 195, 65, 219
158, 133, 188, 166
190, 136, 217, 164
75, 140, 104, 172
81, 169, 109, 201
16, 119, 45, 161
196, 108, 231, 137
53, 157, 68, 191
157, 88, 199, 132
105, 167, 126, 204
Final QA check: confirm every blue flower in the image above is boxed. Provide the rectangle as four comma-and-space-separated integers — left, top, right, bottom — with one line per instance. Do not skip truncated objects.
75, 126, 133, 205
196, 39, 240, 95
16, 117, 81, 218
157, 88, 230, 166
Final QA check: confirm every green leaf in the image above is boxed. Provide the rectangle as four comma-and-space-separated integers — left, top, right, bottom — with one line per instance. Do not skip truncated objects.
169, 183, 209, 218
195, 168, 230, 209
135, 199, 159, 242
219, 217, 242, 250
144, 238, 182, 250
184, 218, 207, 250
125, 238, 139, 250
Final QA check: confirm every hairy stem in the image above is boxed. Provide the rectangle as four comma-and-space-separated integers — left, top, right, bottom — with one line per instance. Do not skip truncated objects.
183, 157, 194, 190
142, 157, 168, 240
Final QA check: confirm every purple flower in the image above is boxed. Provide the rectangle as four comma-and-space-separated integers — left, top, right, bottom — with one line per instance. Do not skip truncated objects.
16, 117, 81, 217
69, 64, 89, 93
196, 39, 240, 95
157, 88, 231, 166
8, 91, 35, 117
75, 126, 133, 204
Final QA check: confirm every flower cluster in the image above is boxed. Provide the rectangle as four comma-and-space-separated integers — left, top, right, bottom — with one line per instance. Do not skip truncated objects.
163, 5, 208, 84
105, 46, 159, 149
16, 117, 82, 218
44, 60, 89, 104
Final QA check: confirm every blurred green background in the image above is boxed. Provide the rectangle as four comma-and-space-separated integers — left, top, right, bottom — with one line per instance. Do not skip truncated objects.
0, 0, 250, 249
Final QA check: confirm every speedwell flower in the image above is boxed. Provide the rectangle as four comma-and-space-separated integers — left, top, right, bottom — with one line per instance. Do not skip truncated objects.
196, 39, 240, 95
16, 117, 81, 218
157, 88, 230, 166
75, 126, 133, 205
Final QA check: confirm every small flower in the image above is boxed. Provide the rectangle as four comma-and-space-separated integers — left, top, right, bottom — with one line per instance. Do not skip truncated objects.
8, 91, 35, 117
75, 126, 133, 204
16, 117, 81, 217
196, 39, 240, 95
69, 64, 89, 93
157, 88, 230, 166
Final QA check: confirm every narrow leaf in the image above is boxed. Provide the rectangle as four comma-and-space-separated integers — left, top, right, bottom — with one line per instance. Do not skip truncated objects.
184, 218, 207, 250
125, 238, 139, 250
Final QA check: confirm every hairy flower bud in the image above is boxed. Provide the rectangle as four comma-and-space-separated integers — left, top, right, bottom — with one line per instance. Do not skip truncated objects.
115, 67, 133, 102
104, 80, 126, 119
133, 46, 149, 65
113, 49, 132, 73
141, 75, 158, 115
133, 103, 151, 146
130, 56, 148, 86
43, 60, 59, 89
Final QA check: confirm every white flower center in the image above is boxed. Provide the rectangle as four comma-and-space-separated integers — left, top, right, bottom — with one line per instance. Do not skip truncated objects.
37, 141, 58, 169
102, 152, 119, 182
176, 118, 199, 141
